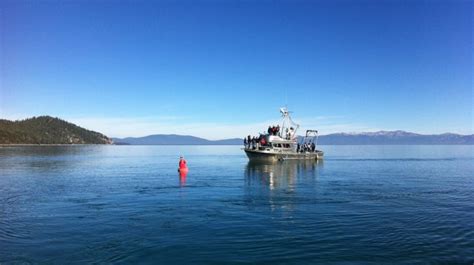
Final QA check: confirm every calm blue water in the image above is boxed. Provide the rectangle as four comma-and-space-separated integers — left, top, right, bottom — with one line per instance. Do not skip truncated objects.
0, 145, 473, 264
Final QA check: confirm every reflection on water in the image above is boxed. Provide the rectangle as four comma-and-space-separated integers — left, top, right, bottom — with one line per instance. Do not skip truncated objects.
0, 145, 94, 157
0, 146, 114, 176
244, 160, 323, 213
245, 160, 323, 190
179, 170, 188, 187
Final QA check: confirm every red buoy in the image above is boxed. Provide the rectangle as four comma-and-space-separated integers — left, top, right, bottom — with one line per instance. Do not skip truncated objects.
178, 156, 188, 172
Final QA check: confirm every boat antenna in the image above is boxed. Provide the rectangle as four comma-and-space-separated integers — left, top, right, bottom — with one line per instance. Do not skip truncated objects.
280, 107, 300, 139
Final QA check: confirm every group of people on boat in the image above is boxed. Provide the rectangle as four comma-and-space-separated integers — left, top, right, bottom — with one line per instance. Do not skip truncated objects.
268, 125, 280, 136
297, 142, 316, 153
244, 133, 318, 153
244, 135, 267, 149
266, 125, 295, 140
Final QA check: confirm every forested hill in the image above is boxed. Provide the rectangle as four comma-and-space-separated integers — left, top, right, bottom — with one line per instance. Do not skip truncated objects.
0, 116, 112, 144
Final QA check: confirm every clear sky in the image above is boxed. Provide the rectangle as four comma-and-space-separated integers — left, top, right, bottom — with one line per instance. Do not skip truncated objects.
1, 0, 472, 139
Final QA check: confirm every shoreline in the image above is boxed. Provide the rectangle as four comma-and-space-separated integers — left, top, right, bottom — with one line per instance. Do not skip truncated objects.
1, 143, 473, 147
0, 144, 112, 147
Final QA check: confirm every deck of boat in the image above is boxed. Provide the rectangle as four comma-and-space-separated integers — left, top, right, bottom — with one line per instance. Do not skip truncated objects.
244, 148, 323, 162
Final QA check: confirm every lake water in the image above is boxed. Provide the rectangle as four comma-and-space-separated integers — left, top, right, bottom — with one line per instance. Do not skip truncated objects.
0, 145, 473, 264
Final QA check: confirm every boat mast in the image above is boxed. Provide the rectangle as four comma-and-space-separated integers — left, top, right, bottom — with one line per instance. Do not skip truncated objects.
280, 107, 299, 139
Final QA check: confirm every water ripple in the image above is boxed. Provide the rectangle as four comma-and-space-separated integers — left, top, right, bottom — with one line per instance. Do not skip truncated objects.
0, 145, 473, 264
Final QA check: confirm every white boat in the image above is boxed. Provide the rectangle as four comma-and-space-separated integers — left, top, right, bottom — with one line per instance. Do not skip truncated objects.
243, 107, 324, 162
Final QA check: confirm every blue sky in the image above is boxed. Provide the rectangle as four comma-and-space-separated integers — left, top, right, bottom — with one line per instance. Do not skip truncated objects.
1, 0, 472, 139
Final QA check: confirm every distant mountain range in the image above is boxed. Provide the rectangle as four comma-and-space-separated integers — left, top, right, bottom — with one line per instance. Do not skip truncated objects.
315, 131, 473, 145
114, 131, 474, 145
0, 116, 112, 144
1, 115, 472, 145
113, 135, 241, 145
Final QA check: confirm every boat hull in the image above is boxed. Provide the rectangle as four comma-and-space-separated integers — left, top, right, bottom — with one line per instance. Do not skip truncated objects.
244, 149, 323, 162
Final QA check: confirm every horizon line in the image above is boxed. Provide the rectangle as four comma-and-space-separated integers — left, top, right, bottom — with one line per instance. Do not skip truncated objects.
2, 114, 472, 139
111, 130, 474, 140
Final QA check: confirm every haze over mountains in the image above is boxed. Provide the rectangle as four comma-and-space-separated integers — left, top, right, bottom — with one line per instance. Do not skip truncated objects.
113, 135, 240, 145
113, 131, 474, 145
315, 131, 474, 145
1, 116, 472, 145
